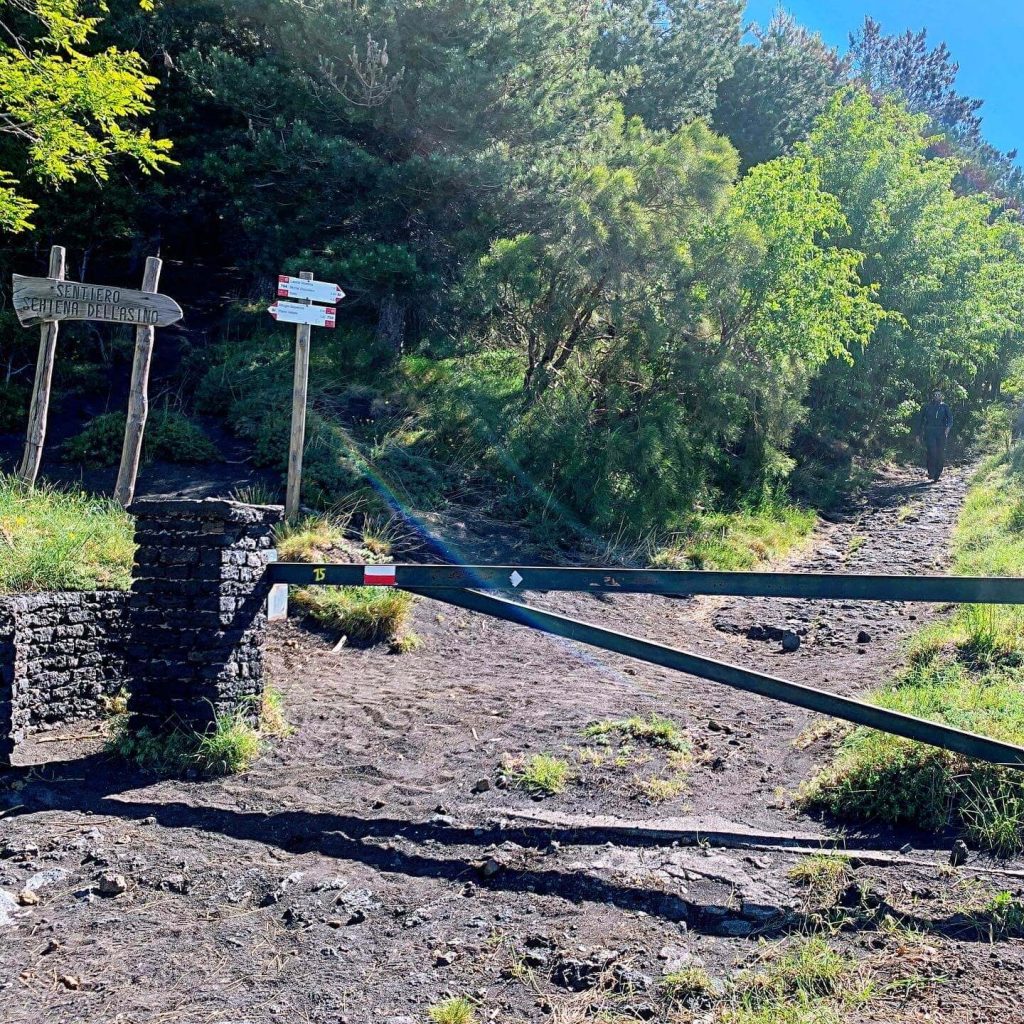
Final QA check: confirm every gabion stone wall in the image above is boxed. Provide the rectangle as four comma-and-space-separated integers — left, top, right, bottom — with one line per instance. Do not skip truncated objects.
0, 591, 129, 762
126, 498, 282, 733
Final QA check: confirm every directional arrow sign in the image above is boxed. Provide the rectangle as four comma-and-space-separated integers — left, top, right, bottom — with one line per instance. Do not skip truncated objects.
277, 275, 345, 304
12, 275, 183, 329
268, 301, 337, 328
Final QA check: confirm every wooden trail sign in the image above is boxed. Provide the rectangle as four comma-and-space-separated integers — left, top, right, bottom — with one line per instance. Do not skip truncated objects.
277, 275, 345, 304
13, 274, 182, 329
268, 300, 337, 328
269, 270, 345, 519
12, 248, 181, 497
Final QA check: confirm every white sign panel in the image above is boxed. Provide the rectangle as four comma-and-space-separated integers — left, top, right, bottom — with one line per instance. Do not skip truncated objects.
268, 301, 337, 328
277, 275, 345, 304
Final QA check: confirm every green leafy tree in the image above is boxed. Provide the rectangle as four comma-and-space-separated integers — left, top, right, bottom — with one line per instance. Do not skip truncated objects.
0, 0, 172, 231
802, 89, 1024, 449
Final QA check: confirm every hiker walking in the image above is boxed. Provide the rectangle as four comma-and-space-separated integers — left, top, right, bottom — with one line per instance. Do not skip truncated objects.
918, 388, 953, 482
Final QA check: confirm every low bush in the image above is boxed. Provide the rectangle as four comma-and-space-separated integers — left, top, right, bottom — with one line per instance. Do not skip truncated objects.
107, 690, 291, 776
0, 475, 134, 592
63, 409, 219, 467
650, 500, 817, 571
292, 585, 414, 645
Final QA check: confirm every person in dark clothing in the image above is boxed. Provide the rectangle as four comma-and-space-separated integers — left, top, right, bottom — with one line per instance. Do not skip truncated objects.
918, 389, 953, 482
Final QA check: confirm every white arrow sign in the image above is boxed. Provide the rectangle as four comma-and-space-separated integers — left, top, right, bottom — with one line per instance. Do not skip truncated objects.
277, 275, 345, 304
268, 301, 337, 328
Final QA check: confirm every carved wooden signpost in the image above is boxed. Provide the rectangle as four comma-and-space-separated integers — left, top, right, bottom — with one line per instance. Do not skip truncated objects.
269, 274, 345, 520
12, 274, 182, 329
12, 248, 182, 500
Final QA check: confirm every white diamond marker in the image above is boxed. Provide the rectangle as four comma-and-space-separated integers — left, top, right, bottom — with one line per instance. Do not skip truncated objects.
509, 571, 524, 588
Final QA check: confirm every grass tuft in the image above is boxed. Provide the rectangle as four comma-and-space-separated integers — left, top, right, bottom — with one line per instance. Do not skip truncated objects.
650, 500, 816, 572
107, 690, 291, 777
734, 937, 865, 1017
293, 585, 414, 645
787, 855, 852, 907
585, 712, 689, 752
502, 753, 572, 796
274, 514, 348, 562
0, 475, 134, 593
661, 966, 716, 1007
427, 996, 477, 1024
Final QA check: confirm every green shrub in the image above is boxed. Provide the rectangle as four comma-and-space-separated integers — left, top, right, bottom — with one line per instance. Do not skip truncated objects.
0, 475, 134, 592
63, 410, 219, 467
292, 585, 414, 645
107, 692, 290, 777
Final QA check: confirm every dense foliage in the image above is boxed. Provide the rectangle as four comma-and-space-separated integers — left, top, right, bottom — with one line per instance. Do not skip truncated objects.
1, 1, 1022, 542
0, 0, 172, 231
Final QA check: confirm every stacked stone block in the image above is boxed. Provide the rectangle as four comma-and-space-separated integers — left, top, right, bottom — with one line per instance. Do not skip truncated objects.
126, 498, 282, 733
0, 591, 129, 762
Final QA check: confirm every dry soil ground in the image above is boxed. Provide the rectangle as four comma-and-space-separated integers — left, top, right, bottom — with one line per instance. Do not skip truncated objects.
2, 462, 1024, 1023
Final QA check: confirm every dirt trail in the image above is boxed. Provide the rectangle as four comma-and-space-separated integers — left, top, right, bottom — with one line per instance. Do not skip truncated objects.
3, 461, 1023, 1024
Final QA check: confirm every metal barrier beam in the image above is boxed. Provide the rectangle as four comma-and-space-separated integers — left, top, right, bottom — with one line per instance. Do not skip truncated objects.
268, 562, 1024, 605
404, 586, 1024, 768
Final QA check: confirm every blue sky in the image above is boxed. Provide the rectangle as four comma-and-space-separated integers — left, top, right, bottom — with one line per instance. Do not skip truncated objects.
744, 1, 1023, 158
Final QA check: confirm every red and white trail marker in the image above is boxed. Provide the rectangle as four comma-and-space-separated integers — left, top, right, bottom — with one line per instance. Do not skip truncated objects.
363, 565, 398, 587
277, 275, 346, 304
270, 270, 346, 519
268, 300, 337, 328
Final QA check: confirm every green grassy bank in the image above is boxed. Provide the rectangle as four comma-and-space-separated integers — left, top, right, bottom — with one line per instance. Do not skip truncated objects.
0, 476, 135, 593
803, 445, 1024, 855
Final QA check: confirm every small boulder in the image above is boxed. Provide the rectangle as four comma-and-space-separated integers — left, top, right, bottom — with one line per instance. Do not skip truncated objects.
16, 889, 39, 907
857, 630, 872, 644
781, 631, 801, 652
95, 872, 127, 897
471, 778, 492, 794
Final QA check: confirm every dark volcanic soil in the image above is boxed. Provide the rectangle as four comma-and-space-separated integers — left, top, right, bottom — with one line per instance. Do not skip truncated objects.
3, 462, 1024, 1023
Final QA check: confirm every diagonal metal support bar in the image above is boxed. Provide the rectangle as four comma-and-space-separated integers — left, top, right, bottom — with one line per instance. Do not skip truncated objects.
267, 562, 1024, 605
404, 586, 1024, 768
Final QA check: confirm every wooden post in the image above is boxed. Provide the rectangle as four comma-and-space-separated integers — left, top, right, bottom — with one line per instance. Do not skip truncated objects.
114, 257, 163, 507
17, 245, 66, 487
285, 271, 313, 521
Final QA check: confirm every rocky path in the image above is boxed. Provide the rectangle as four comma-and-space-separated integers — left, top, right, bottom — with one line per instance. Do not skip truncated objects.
3, 461, 1023, 1024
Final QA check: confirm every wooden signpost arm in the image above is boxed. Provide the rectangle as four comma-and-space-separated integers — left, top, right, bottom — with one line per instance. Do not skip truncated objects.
17, 245, 66, 487
285, 271, 314, 521
114, 256, 162, 507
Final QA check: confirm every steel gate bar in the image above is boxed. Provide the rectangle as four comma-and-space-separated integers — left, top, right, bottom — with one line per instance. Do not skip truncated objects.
403, 586, 1024, 767
267, 562, 1024, 605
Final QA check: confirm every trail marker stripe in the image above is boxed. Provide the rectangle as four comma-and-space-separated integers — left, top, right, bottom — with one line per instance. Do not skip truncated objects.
364, 565, 397, 586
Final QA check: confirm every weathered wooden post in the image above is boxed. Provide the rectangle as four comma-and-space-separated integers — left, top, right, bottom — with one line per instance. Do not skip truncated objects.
268, 272, 344, 520
286, 271, 313, 521
114, 256, 163, 507
17, 245, 66, 487
11, 256, 182, 498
